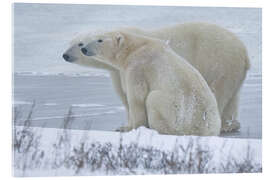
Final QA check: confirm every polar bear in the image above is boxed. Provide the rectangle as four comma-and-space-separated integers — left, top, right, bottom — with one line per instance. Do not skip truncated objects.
63, 22, 250, 133
78, 31, 221, 136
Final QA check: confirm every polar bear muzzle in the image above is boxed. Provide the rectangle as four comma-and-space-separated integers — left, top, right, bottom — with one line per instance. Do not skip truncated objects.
62, 52, 76, 63
62, 45, 78, 63
80, 42, 97, 56
81, 47, 96, 56
62, 53, 71, 61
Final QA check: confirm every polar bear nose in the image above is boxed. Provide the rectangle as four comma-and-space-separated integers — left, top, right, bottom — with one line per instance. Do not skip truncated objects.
81, 48, 88, 55
62, 54, 70, 61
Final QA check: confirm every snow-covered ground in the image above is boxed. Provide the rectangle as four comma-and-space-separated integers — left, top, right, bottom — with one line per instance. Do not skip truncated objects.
13, 126, 262, 176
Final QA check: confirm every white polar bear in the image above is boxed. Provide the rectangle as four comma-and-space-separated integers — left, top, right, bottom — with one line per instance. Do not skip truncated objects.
63, 22, 250, 133
80, 31, 222, 136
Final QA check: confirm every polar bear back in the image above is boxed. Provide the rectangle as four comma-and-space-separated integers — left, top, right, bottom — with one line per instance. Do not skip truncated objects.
147, 23, 249, 117
151, 22, 249, 77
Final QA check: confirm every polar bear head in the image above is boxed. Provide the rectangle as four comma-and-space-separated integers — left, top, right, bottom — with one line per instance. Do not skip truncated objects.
79, 31, 156, 69
78, 31, 128, 69
62, 33, 115, 70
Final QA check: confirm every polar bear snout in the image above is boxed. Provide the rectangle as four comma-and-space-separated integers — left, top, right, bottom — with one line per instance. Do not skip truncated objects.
81, 48, 88, 55
81, 47, 96, 56
62, 53, 76, 63
62, 53, 70, 61
62, 46, 79, 63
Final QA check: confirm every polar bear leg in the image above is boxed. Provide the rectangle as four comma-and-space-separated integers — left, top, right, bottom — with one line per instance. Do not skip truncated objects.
221, 92, 240, 132
109, 70, 128, 109
146, 90, 220, 136
146, 90, 174, 135
109, 71, 132, 132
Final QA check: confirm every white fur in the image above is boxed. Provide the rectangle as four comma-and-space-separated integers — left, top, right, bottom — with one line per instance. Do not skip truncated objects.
79, 32, 222, 136
64, 22, 249, 133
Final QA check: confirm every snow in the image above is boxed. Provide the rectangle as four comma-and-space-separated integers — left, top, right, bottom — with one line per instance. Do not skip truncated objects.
71, 103, 105, 108
13, 71, 110, 77
13, 101, 33, 105
13, 126, 262, 176
44, 103, 58, 106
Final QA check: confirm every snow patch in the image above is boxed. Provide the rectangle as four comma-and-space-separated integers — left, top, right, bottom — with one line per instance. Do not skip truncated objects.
44, 103, 58, 106
72, 103, 105, 108
13, 101, 32, 105
14, 71, 110, 78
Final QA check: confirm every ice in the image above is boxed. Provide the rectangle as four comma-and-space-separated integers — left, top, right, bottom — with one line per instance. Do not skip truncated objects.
14, 71, 110, 77
71, 103, 105, 108
13, 100, 32, 105
44, 103, 58, 106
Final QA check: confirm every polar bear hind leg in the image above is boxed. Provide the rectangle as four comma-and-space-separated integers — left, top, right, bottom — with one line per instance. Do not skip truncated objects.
146, 90, 216, 136
146, 90, 177, 135
221, 92, 241, 132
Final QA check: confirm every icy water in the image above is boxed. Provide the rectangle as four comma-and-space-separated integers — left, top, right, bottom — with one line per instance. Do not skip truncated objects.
13, 4, 262, 139
13, 73, 262, 139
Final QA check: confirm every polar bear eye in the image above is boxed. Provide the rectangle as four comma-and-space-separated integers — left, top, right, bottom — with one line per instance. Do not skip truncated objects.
78, 43, 84, 47
97, 39, 103, 43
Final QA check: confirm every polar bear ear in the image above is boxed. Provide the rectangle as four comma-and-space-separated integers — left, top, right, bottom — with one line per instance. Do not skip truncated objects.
115, 33, 125, 48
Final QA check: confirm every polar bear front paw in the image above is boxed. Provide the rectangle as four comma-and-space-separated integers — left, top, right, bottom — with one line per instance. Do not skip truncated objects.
221, 119, 240, 133
115, 126, 133, 132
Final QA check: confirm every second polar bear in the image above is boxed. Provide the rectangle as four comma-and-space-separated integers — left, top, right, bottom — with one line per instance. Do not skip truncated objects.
79, 31, 221, 136
63, 23, 250, 132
